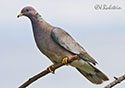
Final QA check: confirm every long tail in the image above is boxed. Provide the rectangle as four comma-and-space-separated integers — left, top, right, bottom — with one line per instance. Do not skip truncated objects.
76, 63, 109, 84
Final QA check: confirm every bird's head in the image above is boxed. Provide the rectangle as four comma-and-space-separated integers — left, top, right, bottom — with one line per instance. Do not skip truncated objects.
17, 6, 37, 18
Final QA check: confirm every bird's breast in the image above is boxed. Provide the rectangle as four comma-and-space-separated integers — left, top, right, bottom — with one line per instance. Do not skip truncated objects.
34, 31, 71, 63
31, 22, 73, 63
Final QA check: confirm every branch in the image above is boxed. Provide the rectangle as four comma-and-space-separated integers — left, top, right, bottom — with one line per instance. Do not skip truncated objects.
18, 55, 78, 88
104, 74, 125, 88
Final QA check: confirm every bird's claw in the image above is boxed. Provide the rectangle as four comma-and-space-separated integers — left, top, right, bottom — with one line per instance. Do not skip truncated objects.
62, 57, 69, 65
47, 64, 55, 73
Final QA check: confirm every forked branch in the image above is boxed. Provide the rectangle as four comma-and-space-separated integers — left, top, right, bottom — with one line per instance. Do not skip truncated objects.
18, 55, 125, 88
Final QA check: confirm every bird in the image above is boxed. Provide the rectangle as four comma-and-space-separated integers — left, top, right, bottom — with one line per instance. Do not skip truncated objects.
17, 6, 109, 84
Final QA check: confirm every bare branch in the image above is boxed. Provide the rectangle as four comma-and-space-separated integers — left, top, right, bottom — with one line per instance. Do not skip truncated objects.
104, 74, 125, 88
18, 55, 78, 88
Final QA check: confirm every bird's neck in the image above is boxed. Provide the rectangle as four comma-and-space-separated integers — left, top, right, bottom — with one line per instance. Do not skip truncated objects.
30, 13, 52, 36
28, 13, 45, 23
34, 13, 45, 22
30, 13, 51, 27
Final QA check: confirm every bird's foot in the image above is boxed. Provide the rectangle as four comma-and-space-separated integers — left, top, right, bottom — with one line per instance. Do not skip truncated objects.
62, 55, 78, 65
62, 57, 69, 65
46, 64, 55, 74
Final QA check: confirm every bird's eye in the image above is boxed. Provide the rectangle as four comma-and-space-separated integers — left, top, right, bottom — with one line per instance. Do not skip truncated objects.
26, 9, 29, 12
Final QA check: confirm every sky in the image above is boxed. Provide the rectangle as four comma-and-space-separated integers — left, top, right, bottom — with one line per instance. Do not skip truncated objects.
0, 0, 125, 88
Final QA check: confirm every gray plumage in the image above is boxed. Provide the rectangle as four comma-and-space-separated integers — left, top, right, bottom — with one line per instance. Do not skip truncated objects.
18, 6, 109, 84
51, 28, 97, 65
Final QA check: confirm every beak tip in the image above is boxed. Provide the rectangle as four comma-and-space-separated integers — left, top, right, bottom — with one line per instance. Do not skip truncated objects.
17, 15, 19, 18
17, 13, 23, 18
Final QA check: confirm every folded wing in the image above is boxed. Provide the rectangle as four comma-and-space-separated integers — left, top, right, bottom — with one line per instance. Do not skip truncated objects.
51, 27, 97, 65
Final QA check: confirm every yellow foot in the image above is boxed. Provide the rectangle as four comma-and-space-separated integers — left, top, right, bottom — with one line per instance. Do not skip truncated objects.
46, 65, 55, 73
62, 57, 69, 65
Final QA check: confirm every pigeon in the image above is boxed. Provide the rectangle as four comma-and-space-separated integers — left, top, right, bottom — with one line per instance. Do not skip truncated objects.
17, 6, 109, 84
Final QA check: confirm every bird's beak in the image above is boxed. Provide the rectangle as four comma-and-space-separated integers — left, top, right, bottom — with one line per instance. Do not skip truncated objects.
17, 13, 23, 18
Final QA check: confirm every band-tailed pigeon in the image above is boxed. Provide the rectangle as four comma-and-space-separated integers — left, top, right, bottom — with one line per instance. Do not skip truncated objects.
17, 6, 109, 84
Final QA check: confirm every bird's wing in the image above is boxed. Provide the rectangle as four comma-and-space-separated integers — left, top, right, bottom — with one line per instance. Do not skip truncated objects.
51, 27, 97, 65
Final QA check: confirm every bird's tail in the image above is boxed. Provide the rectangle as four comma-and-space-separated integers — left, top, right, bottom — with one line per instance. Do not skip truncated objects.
76, 63, 109, 84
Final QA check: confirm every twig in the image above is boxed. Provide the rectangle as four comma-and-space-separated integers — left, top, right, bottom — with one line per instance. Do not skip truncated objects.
104, 74, 125, 88
18, 55, 78, 88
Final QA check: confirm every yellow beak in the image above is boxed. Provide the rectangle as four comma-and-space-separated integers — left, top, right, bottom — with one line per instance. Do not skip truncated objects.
17, 13, 23, 18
